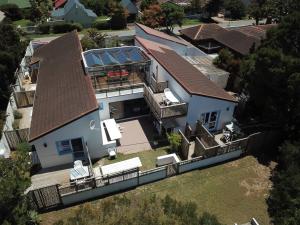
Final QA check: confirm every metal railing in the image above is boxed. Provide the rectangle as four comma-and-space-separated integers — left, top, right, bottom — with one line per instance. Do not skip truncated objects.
144, 85, 188, 120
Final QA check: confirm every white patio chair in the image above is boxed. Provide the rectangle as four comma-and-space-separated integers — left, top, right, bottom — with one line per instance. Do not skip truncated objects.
74, 160, 83, 168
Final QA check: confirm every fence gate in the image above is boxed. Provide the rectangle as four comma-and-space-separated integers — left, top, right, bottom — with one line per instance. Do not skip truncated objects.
4, 128, 29, 150
166, 164, 178, 177
28, 185, 62, 211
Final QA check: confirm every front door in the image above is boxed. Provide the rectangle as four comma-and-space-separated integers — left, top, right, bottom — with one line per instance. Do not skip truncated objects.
71, 138, 85, 161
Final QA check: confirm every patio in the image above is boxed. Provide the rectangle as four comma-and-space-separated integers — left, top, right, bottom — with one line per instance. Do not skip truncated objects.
116, 116, 159, 154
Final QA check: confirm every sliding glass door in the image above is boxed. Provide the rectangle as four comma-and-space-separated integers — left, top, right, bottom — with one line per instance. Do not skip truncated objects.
200, 111, 219, 131
71, 138, 85, 161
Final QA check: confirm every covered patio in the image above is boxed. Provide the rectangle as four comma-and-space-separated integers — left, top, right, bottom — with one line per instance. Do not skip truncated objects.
117, 116, 159, 154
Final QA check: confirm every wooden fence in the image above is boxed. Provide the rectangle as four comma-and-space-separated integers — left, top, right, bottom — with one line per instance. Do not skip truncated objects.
179, 129, 190, 160
4, 128, 29, 150
13, 90, 35, 108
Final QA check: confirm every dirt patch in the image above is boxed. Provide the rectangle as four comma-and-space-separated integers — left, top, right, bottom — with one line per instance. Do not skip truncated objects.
240, 162, 273, 196
225, 160, 240, 168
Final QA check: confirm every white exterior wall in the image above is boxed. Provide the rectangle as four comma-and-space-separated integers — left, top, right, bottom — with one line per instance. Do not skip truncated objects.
96, 92, 144, 120
187, 95, 236, 130
31, 110, 105, 168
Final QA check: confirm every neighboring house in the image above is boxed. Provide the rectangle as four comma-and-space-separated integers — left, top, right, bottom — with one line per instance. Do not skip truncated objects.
54, 0, 67, 9
51, 0, 97, 27
0, 0, 30, 8
180, 23, 275, 56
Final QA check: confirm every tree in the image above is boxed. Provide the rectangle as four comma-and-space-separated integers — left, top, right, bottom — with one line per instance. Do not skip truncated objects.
140, 0, 158, 11
52, 194, 224, 225
204, 0, 223, 17
0, 143, 38, 224
141, 4, 163, 28
80, 0, 107, 16
224, 0, 245, 20
248, 0, 266, 25
29, 0, 52, 23
108, 1, 128, 30
0, 4, 23, 21
213, 48, 241, 90
161, 2, 184, 32
81, 28, 107, 50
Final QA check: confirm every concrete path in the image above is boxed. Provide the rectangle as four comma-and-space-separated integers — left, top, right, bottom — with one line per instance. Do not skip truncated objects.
212, 17, 266, 28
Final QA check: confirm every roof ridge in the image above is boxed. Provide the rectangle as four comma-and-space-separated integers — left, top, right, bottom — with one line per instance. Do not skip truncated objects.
195, 24, 204, 39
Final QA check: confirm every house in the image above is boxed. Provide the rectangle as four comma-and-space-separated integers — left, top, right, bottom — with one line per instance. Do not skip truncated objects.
51, 0, 97, 27
135, 23, 229, 88
180, 23, 275, 56
54, 0, 67, 9
24, 23, 236, 169
135, 37, 237, 133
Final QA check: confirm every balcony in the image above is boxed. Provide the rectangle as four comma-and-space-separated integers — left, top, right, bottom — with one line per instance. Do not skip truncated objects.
144, 85, 188, 120
150, 75, 168, 93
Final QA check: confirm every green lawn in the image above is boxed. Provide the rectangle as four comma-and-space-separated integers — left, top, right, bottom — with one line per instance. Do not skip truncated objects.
95, 147, 172, 171
13, 19, 32, 27
41, 156, 272, 225
182, 18, 202, 26
0, 0, 30, 8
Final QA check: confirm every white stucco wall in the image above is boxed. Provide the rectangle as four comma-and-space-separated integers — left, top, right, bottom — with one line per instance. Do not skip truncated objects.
96, 92, 144, 120
187, 95, 236, 131
31, 110, 105, 168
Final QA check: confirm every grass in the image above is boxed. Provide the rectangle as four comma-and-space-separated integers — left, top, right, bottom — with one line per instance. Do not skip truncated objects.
40, 156, 272, 225
182, 18, 202, 26
95, 147, 172, 171
13, 19, 32, 27
0, 0, 30, 8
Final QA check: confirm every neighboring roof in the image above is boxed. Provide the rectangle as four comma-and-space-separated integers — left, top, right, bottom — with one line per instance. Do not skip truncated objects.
183, 55, 229, 77
214, 30, 260, 55
120, 0, 138, 14
29, 31, 98, 142
54, 0, 67, 9
180, 23, 227, 41
83, 46, 150, 68
135, 23, 189, 46
229, 24, 276, 39
52, 0, 97, 19
0, 0, 30, 8
136, 37, 236, 102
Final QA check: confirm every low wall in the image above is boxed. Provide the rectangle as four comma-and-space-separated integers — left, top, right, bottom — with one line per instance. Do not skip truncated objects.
62, 177, 139, 205
139, 167, 167, 185
178, 150, 242, 173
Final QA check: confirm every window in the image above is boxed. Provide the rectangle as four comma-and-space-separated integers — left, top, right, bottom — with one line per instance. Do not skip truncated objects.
99, 102, 104, 110
56, 140, 72, 155
201, 111, 219, 130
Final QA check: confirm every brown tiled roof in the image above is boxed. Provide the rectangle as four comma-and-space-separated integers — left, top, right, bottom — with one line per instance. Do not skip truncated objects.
136, 37, 236, 102
29, 31, 98, 142
179, 24, 227, 41
229, 24, 277, 39
135, 23, 190, 46
214, 30, 261, 55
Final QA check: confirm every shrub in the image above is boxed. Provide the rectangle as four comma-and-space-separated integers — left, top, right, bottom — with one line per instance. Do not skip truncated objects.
92, 20, 109, 30
12, 120, 20, 130
0, 4, 23, 21
167, 132, 182, 152
13, 110, 22, 119
37, 23, 50, 34
52, 22, 83, 34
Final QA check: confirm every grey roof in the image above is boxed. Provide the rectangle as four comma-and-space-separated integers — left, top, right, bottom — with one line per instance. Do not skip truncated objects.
52, 0, 97, 19
120, 0, 138, 14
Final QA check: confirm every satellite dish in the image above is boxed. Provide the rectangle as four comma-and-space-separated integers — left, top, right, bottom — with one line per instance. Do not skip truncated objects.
89, 120, 96, 130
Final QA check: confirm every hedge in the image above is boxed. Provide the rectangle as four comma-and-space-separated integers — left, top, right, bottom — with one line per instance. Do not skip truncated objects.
52, 22, 83, 34
37, 23, 50, 34
92, 20, 109, 30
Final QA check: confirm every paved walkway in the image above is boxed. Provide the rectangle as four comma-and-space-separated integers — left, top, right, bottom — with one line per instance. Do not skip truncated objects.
212, 17, 266, 28
117, 117, 156, 154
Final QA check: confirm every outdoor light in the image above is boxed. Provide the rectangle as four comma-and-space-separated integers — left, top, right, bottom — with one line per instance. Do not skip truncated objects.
43, 143, 47, 148
89, 120, 100, 130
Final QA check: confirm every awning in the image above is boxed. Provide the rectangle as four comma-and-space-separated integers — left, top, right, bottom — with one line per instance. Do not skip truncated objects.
101, 157, 142, 176
103, 119, 122, 140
